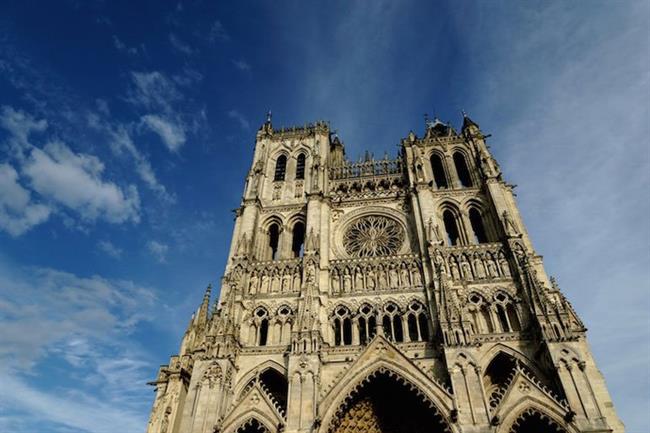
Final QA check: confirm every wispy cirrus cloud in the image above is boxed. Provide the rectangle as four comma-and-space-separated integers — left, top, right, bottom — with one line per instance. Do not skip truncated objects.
141, 114, 186, 151
227, 109, 250, 130
231, 59, 250, 72
169, 33, 193, 55
0, 263, 160, 433
208, 20, 229, 42
147, 240, 169, 263
0, 163, 51, 236
97, 240, 123, 259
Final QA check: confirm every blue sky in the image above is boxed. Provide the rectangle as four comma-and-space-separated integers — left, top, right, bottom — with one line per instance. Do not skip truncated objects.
0, 1, 648, 432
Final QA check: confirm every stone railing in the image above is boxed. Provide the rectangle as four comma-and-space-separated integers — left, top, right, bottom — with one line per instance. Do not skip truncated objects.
329, 254, 423, 296
432, 242, 513, 283
329, 157, 404, 180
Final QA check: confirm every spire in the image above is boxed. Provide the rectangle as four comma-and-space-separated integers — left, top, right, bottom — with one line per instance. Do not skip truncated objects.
196, 283, 212, 325
461, 110, 480, 131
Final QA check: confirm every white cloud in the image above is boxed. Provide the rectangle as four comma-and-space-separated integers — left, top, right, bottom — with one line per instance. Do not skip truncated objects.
227, 109, 250, 130
232, 59, 251, 72
169, 33, 193, 55
0, 163, 50, 236
0, 106, 47, 157
141, 114, 186, 151
23, 141, 140, 224
103, 123, 174, 202
129, 71, 180, 114
112, 35, 138, 56
147, 240, 169, 263
0, 265, 159, 433
208, 20, 229, 42
97, 240, 122, 259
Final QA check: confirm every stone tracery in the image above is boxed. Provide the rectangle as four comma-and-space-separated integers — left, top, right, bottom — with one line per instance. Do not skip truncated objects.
343, 215, 405, 257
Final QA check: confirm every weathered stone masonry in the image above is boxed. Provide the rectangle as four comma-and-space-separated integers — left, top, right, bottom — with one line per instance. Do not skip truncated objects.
146, 113, 624, 433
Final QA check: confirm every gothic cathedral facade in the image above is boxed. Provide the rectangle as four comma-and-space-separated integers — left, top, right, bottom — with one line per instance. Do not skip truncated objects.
146, 114, 624, 433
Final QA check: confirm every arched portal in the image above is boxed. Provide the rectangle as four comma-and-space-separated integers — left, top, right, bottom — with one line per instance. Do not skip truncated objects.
328, 370, 451, 433
235, 418, 270, 433
509, 408, 567, 433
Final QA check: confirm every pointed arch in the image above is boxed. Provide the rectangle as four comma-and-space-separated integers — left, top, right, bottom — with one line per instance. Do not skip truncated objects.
453, 151, 473, 187
295, 152, 306, 180
274, 154, 287, 181
499, 399, 574, 433
328, 369, 452, 433
319, 337, 455, 433
235, 418, 272, 433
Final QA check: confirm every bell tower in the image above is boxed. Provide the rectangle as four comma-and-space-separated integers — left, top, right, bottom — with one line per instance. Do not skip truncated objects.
146, 113, 624, 433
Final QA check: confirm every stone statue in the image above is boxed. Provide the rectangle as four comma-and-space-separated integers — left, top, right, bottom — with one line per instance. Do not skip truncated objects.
343, 268, 352, 292
411, 265, 422, 286
354, 267, 364, 291
259, 273, 268, 293
498, 252, 511, 277
427, 218, 443, 246
249, 273, 259, 294
388, 264, 399, 288
485, 254, 499, 278
399, 264, 411, 287
378, 266, 388, 289
502, 210, 520, 236
331, 269, 340, 294
473, 253, 486, 279
366, 267, 376, 290
460, 255, 473, 281
449, 257, 461, 280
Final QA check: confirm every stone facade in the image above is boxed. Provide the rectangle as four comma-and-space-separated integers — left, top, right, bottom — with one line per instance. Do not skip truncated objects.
146, 114, 624, 433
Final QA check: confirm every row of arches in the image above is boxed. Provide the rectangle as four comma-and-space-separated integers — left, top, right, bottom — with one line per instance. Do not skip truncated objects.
331, 301, 430, 346
232, 351, 568, 433
439, 203, 496, 246
273, 153, 306, 182
247, 305, 293, 346
262, 218, 305, 261
429, 150, 475, 189
468, 292, 522, 335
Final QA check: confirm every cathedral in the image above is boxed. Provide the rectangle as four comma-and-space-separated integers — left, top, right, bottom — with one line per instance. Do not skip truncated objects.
146, 113, 624, 433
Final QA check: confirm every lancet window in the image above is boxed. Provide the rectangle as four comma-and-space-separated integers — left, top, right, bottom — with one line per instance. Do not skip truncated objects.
430, 153, 449, 189
252, 307, 270, 346
453, 152, 473, 187
274, 155, 287, 181
469, 207, 489, 244
291, 221, 305, 258
332, 306, 353, 346
268, 223, 281, 260
357, 304, 377, 345
381, 303, 404, 343
295, 153, 306, 180
406, 301, 429, 342
442, 210, 461, 246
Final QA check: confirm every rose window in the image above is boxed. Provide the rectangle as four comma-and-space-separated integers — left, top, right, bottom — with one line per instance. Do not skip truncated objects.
343, 215, 404, 257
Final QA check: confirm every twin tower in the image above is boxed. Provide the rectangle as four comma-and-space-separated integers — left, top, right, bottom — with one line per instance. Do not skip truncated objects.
146, 115, 623, 433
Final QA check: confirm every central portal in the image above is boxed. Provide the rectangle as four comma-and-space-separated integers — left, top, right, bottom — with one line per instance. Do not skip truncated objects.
329, 371, 450, 433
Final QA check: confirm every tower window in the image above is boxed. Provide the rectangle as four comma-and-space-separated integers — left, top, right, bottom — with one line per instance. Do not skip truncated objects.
268, 223, 280, 260
291, 221, 305, 257
274, 155, 287, 181
295, 153, 306, 180
469, 208, 489, 244
259, 318, 269, 345
453, 152, 473, 187
430, 154, 448, 189
442, 210, 461, 246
